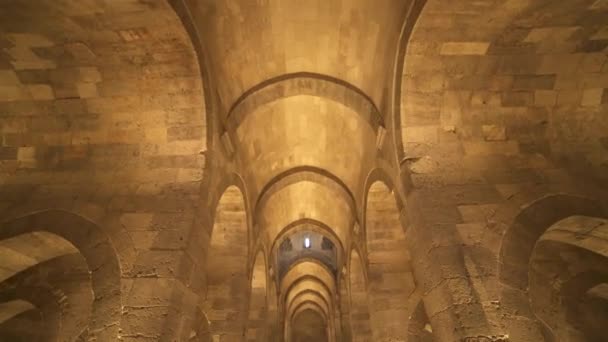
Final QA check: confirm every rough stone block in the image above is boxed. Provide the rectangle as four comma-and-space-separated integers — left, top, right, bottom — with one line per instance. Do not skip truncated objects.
534, 90, 557, 106
0, 70, 20, 86
557, 90, 583, 105
482, 125, 507, 141
581, 88, 604, 106
120, 213, 155, 231
523, 27, 579, 43
402, 125, 438, 144
26, 84, 54, 100
463, 141, 519, 155
440, 42, 490, 55
77, 82, 98, 98
78, 67, 101, 83
512, 75, 556, 90
502, 91, 533, 106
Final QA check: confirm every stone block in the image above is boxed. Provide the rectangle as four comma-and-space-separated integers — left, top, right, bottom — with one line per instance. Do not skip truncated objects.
120, 213, 155, 231
498, 55, 541, 75
76, 82, 98, 98
463, 141, 519, 156
538, 54, 582, 75
78, 67, 101, 83
580, 53, 607, 72
512, 75, 556, 90
402, 125, 438, 144
501, 91, 533, 106
523, 27, 579, 43
557, 90, 583, 105
482, 125, 506, 141
581, 88, 604, 106
440, 42, 490, 55
26, 84, 54, 100
7, 33, 53, 47
0, 70, 20, 86
0, 85, 28, 101
534, 90, 557, 106
16, 147, 35, 161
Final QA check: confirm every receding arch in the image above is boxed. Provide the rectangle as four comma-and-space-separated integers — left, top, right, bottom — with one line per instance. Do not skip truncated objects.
282, 275, 334, 316
0, 210, 121, 341
205, 185, 250, 340
288, 292, 330, 323
348, 248, 372, 341
364, 180, 415, 340
256, 166, 357, 219
499, 194, 608, 341
291, 308, 329, 342
226, 72, 384, 132
529, 216, 608, 341
246, 249, 269, 341
0, 231, 77, 283
0, 252, 93, 341
288, 290, 331, 322
281, 259, 336, 298
499, 194, 606, 290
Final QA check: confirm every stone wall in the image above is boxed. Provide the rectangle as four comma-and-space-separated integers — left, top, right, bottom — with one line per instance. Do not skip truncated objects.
0, 0, 208, 340
399, 0, 608, 340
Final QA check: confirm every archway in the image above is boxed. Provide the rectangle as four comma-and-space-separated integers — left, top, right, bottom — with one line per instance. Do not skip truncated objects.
292, 309, 328, 342
0, 210, 120, 340
206, 185, 249, 340
529, 215, 608, 341
499, 195, 607, 341
348, 248, 372, 341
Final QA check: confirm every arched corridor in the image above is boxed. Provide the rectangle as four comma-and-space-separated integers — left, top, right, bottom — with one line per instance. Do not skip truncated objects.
1, 0, 608, 341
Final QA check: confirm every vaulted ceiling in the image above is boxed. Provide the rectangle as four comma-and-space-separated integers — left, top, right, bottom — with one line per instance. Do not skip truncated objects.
176, 0, 418, 338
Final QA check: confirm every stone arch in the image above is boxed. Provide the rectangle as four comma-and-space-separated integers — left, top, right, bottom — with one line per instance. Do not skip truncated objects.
0, 210, 121, 340
392, 0, 428, 160
246, 248, 268, 341
226, 72, 384, 132
364, 180, 416, 341
256, 166, 357, 219
529, 216, 608, 341
205, 185, 250, 340
0, 253, 93, 342
291, 308, 329, 342
348, 248, 372, 341
499, 194, 606, 289
0, 300, 41, 342
499, 194, 608, 341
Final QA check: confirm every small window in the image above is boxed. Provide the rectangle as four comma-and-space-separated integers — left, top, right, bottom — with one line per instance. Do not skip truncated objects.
304, 237, 311, 249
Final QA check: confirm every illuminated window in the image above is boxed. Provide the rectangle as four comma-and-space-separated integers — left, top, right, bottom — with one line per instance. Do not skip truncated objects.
304, 237, 311, 249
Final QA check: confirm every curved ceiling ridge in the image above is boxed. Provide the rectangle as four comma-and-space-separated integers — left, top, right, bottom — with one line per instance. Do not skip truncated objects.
255, 166, 357, 220
227, 72, 384, 132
